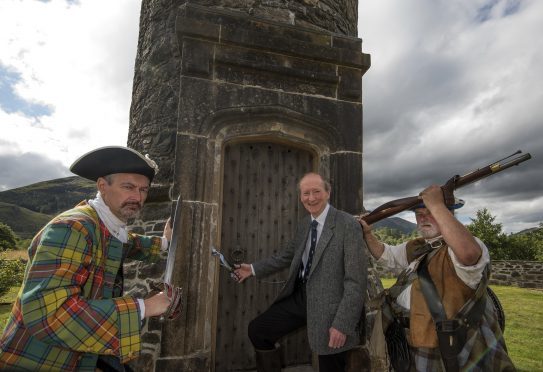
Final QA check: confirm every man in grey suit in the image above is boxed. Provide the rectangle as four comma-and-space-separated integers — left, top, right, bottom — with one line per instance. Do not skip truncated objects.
234, 172, 367, 372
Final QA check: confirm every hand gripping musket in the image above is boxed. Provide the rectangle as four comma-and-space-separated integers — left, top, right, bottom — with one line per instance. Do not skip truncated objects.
159, 195, 184, 321
361, 150, 532, 225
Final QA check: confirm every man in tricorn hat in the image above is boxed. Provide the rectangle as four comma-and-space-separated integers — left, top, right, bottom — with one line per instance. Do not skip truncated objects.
359, 185, 515, 371
0, 146, 174, 371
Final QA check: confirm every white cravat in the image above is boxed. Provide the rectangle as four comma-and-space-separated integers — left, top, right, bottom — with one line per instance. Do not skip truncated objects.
88, 192, 128, 243
88, 192, 148, 318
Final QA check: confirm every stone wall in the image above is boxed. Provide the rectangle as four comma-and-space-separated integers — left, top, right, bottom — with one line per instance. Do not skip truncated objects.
489, 260, 543, 289
375, 259, 543, 289
124, 218, 170, 371
126, 0, 373, 370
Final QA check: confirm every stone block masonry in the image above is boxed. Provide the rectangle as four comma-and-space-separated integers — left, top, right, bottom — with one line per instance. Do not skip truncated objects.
490, 260, 543, 289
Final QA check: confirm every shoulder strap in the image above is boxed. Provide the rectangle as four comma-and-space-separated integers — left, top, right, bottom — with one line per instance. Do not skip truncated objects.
387, 246, 440, 304
417, 255, 489, 372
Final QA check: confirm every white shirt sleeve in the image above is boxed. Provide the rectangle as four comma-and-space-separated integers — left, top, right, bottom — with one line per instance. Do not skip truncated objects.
448, 237, 490, 289
137, 298, 145, 320
161, 237, 169, 251
378, 242, 409, 269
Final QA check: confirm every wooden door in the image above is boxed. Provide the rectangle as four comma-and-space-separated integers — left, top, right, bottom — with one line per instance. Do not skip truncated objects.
215, 141, 314, 371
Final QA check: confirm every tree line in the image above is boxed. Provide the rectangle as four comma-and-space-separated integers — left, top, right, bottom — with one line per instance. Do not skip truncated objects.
373, 208, 543, 261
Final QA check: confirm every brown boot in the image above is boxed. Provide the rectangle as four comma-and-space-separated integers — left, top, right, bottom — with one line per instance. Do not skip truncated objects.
255, 347, 282, 372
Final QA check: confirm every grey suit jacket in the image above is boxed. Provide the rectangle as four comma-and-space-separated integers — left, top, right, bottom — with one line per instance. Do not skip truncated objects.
253, 205, 367, 355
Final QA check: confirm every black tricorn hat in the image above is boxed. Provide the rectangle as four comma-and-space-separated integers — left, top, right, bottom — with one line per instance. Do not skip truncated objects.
70, 146, 158, 182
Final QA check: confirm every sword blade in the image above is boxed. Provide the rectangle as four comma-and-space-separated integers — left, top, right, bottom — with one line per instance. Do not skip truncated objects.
163, 195, 182, 284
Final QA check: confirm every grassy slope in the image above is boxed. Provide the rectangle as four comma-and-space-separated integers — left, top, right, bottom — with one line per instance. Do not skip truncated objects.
381, 278, 543, 371
0, 202, 52, 239
0, 176, 95, 216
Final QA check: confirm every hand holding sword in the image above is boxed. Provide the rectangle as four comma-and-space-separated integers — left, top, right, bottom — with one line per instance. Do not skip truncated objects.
157, 196, 184, 321
138, 217, 177, 319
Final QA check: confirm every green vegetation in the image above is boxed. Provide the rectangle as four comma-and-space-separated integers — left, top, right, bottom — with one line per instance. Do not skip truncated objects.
0, 222, 17, 251
492, 285, 543, 371
381, 278, 543, 371
0, 176, 95, 216
373, 208, 543, 261
0, 255, 25, 298
467, 208, 543, 261
0, 286, 20, 330
0, 203, 51, 241
373, 227, 419, 246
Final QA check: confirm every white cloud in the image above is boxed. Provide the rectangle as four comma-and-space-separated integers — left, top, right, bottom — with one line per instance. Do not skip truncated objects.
0, 0, 141, 188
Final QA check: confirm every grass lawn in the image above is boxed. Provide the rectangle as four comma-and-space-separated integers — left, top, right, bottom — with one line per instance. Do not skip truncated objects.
381, 278, 543, 372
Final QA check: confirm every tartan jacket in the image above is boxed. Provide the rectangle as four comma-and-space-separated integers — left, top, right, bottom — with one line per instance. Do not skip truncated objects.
0, 202, 163, 371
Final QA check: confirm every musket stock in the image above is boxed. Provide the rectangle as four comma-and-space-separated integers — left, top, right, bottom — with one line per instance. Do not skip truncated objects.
361, 151, 532, 225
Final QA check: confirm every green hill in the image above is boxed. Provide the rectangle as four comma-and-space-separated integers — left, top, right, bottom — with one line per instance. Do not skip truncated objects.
374, 216, 416, 234
0, 177, 95, 239
0, 177, 95, 215
0, 202, 52, 239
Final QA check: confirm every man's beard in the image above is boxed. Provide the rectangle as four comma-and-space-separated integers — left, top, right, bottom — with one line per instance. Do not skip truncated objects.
119, 201, 142, 220
417, 222, 440, 239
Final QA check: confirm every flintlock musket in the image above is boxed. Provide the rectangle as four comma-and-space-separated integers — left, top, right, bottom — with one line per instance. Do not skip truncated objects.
361, 150, 532, 225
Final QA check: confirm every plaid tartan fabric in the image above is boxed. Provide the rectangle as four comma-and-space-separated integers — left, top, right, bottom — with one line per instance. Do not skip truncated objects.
407, 300, 515, 371
410, 344, 443, 371
0, 202, 163, 371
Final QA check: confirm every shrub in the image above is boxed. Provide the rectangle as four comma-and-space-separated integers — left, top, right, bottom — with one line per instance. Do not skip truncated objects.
0, 257, 26, 298
0, 222, 18, 251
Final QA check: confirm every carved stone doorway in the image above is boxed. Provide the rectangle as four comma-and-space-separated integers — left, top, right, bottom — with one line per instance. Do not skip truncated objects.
215, 141, 315, 371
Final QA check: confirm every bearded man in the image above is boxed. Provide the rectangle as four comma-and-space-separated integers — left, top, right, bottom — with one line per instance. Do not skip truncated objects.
360, 185, 515, 371
0, 146, 173, 371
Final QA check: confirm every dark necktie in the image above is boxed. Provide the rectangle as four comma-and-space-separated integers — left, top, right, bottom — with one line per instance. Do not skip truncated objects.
302, 220, 319, 280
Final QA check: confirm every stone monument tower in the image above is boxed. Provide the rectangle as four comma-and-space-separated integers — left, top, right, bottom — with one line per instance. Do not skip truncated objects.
127, 0, 376, 370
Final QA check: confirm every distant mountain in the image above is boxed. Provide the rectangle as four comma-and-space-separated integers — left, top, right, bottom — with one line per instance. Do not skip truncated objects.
0, 176, 95, 239
373, 216, 417, 235
515, 227, 540, 235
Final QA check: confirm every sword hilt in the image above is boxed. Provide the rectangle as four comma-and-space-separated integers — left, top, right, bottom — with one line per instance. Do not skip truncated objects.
159, 282, 183, 322
211, 247, 235, 272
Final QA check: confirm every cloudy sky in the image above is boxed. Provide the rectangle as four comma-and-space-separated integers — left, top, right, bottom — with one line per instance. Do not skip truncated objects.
358, 0, 542, 232
1, 0, 541, 233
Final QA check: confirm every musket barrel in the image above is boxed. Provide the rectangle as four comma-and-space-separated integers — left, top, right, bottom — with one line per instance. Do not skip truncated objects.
455, 152, 531, 189
494, 152, 531, 171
